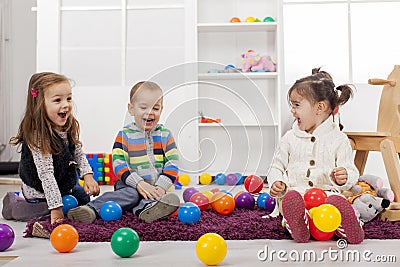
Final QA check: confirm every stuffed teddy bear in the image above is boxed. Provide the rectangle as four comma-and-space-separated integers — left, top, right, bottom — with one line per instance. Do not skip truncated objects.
343, 174, 394, 222
241, 50, 276, 72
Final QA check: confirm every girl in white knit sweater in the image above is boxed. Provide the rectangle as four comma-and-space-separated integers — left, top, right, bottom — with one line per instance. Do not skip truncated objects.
268, 68, 364, 244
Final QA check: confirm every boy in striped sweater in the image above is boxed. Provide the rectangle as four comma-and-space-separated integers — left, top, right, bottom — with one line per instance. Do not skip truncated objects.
68, 81, 180, 223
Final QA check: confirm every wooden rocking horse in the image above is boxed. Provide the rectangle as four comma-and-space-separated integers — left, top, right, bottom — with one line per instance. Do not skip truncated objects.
346, 65, 400, 221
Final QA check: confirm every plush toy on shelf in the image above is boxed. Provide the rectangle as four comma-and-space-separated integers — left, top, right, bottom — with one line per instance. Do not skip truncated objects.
241, 50, 276, 72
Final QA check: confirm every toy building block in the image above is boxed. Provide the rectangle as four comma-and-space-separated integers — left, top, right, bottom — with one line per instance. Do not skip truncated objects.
104, 153, 118, 185
86, 153, 104, 184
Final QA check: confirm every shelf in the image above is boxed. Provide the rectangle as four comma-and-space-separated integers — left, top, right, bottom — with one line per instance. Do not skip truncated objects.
198, 72, 277, 80
199, 123, 278, 127
197, 22, 277, 33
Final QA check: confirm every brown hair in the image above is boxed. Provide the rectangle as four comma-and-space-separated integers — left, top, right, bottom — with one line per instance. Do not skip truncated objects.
130, 81, 163, 104
288, 67, 354, 114
9, 72, 81, 155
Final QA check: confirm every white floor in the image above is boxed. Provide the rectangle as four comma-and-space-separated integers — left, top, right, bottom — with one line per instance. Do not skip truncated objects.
0, 176, 399, 266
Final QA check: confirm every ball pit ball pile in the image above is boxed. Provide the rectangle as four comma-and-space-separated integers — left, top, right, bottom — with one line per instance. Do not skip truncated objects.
111, 228, 140, 258
183, 187, 199, 202
50, 224, 79, 253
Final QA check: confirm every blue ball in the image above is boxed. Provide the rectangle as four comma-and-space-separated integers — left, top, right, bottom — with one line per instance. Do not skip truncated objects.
236, 173, 245, 185
178, 202, 201, 225
257, 193, 270, 209
215, 173, 226, 185
100, 201, 123, 221
61, 195, 78, 214
219, 189, 233, 197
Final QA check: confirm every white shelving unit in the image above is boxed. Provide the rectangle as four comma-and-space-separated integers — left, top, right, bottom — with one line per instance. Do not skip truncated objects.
195, 0, 284, 177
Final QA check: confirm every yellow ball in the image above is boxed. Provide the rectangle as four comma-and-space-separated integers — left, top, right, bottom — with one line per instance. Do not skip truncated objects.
178, 174, 190, 186
202, 190, 213, 201
78, 179, 84, 187
313, 204, 342, 233
196, 233, 227, 265
245, 16, 255, 22
200, 173, 212, 185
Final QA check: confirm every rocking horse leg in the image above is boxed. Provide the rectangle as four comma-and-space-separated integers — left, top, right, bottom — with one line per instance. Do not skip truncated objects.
380, 139, 400, 202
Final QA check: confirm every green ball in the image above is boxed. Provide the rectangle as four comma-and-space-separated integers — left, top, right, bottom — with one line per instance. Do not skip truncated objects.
263, 16, 275, 22
111, 228, 140, 258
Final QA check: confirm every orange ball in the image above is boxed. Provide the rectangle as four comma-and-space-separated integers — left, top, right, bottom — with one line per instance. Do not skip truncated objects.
50, 224, 79, 253
230, 17, 241, 23
211, 193, 235, 215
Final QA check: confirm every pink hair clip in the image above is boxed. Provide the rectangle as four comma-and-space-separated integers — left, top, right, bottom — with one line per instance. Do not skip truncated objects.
31, 88, 38, 98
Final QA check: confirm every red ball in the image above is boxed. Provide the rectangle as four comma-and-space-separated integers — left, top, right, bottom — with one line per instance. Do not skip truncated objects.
190, 192, 210, 211
309, 219, 335, 241
244, 175, 264, 194
303, 188, 327, 210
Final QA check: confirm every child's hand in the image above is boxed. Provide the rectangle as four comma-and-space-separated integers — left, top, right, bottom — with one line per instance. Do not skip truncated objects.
270, 181, 286, 197
331, 167, 348, 185
154, 186, 166, 199
51, 207, 64, 224
83, 174, 100, 196
137, 181, 163, 200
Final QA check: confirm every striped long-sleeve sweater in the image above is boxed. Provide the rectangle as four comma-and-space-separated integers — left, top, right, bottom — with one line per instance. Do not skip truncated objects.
112, 123, 179, 191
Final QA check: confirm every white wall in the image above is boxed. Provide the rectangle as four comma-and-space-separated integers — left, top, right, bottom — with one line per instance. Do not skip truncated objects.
0, 0, 36, 162
2, 0, 397, 185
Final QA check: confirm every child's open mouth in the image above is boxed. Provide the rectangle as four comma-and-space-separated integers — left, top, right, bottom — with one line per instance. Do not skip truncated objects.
58, 112, 67, 119
144, 118, 154, 125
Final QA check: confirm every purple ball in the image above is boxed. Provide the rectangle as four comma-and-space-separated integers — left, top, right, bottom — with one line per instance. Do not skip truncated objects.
0, 224, 14, 252
235, 192, 255, 209
265, 196, 276, 212
226, 173, 238, 186
183, 187, 199, 202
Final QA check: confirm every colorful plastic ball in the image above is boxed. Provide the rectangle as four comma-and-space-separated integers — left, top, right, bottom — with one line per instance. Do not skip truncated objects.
178, 173, 190, 186
178, 202, 201, 224
234, 190, 245, 201
210, 188, 220, 194
226, 173, 238, 186
257, 193, 270, 209
235, 192, 255, 209
254, 18, 261, 22
183, 187, 199, 202
304, 188, 327, 210
245, 16, 255, 22
265, 196, 276, 213
200, 173, 212, 185
61, 195, 78, 214
215, 173, 226, 185
202, 190, 214, 202
309, 219, 335, 241
196, 233, 227, 266
230, 17, 241, 23
50, 224, 79, 253
0, 224, 14, 252
236, 173, 245, 185
244, 175, 264, 194
78, 179, 84, 187
211, 193, 235, 215
313, 204, 342, 233
190, 192, 210, 211
111, 228, 140, 258
263, 16, 275, 22
100, 201, 123, 221
219, 189, 233, 197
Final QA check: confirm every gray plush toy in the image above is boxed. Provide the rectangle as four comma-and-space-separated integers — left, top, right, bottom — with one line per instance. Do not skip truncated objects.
344, 174, 394, 222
